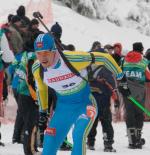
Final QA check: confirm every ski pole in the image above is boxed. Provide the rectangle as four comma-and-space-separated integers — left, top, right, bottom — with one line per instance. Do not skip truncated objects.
33, 12, 50, 33
128, 96, 150, 117
33, 11, 64, 51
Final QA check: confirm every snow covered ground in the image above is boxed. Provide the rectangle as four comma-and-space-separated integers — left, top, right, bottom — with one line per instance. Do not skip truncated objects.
0, 96, 150, 155
0, 119, 150, 155
1, 96, 150, 155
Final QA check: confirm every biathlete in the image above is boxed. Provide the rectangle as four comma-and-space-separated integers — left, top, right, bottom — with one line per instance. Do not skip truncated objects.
32, 33, 124, 155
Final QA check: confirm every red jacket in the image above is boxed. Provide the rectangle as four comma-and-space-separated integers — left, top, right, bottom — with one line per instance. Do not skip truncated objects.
125, 51, 150, 81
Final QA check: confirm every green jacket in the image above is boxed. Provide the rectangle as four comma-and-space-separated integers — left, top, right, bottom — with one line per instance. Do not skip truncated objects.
123, 52, 148, 84
16, 51, 36, 96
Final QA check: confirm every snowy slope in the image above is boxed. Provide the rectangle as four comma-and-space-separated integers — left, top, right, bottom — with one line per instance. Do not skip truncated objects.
1, 0, 150, 52
56, 0, 150, 36
51, 1, 150, 53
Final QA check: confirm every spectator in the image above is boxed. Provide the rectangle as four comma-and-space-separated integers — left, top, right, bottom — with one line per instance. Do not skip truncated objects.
89, 41, 106, 53
51, 22, 62, 41
19, 22, 32, 51
9, 15, 23, 54
112, 43, 123, 65
87, 43, 117, 152
16, 5, 30, 26
90, 41, 101, 52
145, 48, 150, 61
104, 44, 114, 55
119, 42, 149, 149
28, 18, 44, 51
145, 48, 150, 72
1, 14, 14, 50
66, 44, 75, 51
0, 26, 14, 147
50, 22, 68, 50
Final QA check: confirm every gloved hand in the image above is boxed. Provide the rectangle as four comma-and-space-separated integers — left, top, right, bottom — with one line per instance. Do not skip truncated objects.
118, 75, 131, 97
38, 112, 49, 131
38, 112, 49, 147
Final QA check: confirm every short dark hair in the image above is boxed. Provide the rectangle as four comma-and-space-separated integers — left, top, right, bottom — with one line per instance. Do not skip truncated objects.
91, 41, 101, 51
8, 14, 14, 23
31, 18, 39, 25
67, 44, 75, 51
133, 42, 144, 53
11, 15, 21, 24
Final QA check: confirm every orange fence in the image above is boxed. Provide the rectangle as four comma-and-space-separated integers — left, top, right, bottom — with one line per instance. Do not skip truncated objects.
26, 0, 53, 25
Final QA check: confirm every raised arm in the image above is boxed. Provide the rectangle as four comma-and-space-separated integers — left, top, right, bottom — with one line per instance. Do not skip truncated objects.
64, 51, 123, 79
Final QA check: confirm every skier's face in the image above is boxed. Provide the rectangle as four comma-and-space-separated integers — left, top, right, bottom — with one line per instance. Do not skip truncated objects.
36, 51, 55, 68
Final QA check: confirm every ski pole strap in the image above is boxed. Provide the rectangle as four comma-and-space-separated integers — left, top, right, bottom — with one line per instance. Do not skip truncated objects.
128, 96, 150, 117
90, 53, 95, 64
55, 39, 88, 82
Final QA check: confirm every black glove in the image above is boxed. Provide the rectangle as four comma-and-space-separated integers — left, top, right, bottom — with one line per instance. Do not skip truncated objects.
38, 112, 48, 131
38, 112, 49, 146
118, 75, 131, 97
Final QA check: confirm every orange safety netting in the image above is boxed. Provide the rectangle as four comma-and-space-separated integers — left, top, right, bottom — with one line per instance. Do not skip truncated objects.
26, 0, 53, 25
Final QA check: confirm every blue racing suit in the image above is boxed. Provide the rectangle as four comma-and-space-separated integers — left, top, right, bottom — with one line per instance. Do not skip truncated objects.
32, 51, 123, 155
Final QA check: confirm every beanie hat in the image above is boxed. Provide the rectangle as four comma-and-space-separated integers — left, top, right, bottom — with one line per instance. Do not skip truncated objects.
17, 5, 25, 17
133, 42, 143, 51
34, 33, 57, 52
11, 15, 21, 24
145, 48, 150, 60
146, 48, 150, 53
30, 18, 39, 25
50, 22, 62, 39
91, 41, 101, 51
113, 43, 122, 56
8, 14, 14, 23
133, 42, 144, 52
